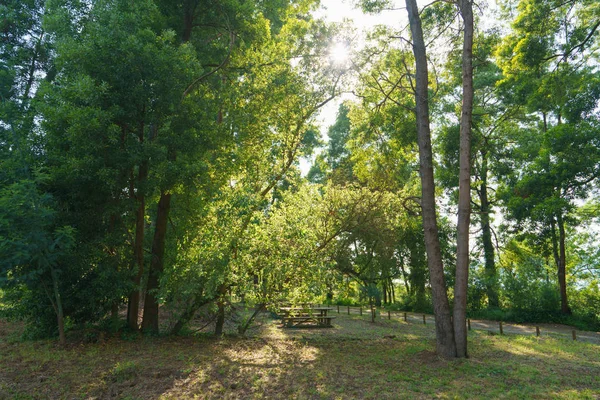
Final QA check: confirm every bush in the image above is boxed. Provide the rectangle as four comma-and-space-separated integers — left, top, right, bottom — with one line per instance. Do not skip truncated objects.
333, 297, 362, 306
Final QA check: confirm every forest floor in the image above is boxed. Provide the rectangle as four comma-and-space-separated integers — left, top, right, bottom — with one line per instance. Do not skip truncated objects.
1, 312, 599, 399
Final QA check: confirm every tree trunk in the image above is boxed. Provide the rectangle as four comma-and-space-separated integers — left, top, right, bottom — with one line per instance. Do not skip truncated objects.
21, 30, 44, 106
405, 0, 456, 359
556, 212, 571, 314
480, 151, 499, 309
127, 190, 145, 330
238, 304, 265, 335
128, 122, 151, 330
550, 217, 561, 273
170, 292, 218, 335
141, 191, 172, 334
370, 297, 376, 323
50, 266, 66, 346
214, 284, 227, 336
383, 281, 388, 304
454, 0, 474, 359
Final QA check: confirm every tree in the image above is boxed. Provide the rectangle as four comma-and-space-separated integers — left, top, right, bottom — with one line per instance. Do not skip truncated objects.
0, 178, 74, 345
404, 0, 456, 358
453, 0, 474, 358
1, 0, 53, 183
153, 2, 347, 335
355, 0, 475, 357
497, 0, 600, 314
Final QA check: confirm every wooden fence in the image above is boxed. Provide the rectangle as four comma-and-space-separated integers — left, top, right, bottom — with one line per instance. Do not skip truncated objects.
316, 305, 595, 344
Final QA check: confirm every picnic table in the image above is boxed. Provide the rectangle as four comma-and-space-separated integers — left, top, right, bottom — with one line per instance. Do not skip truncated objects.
279, 306, 336, 328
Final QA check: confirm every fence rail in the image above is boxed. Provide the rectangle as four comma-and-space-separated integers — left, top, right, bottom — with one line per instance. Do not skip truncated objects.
313, 305, 599, 344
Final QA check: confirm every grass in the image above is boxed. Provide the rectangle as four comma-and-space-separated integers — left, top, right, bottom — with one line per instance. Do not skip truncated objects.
1, 313, 599, 399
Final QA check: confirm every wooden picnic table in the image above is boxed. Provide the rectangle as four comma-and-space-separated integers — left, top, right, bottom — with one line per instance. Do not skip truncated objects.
279, 306, 335, 328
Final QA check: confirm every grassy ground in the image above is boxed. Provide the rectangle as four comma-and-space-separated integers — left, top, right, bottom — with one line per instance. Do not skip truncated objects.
1, 313, 599, 399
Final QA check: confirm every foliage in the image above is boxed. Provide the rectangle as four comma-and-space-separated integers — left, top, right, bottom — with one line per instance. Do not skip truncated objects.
0, 177, 75, 338
1, 0, 600, 344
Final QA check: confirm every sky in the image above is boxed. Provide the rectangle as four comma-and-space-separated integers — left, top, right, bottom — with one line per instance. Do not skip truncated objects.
300, 0, 502, 175
314, 0, 406, 125
314, 0, 405, 27
300, 1, 406, 174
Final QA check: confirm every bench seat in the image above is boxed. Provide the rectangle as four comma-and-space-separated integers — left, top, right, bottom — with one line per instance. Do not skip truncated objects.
282, 315, 336, 328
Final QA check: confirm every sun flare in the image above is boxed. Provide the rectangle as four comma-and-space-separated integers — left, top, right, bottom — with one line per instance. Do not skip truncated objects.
330, 42, 349, 65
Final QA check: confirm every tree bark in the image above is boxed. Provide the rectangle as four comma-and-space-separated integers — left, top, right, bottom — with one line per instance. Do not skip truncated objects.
127, 193, 145, 330
454, 0, 474, 359
141, 191, 172, 334
383, 281, 388, 304
405, 0, 456, 359
550, 217, 561, 273
480, 151, 499, 308
556, 212, 571, 314
127, 154, 148, 330
238, 304, 265, 335
214, 284, 227, 336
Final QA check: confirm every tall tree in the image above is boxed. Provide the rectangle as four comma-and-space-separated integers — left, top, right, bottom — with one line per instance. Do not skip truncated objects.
497, 0, 600, 314
453, 0, 474, 358
404, 0, 456, 358
158, 2, 346, 335
438, 32, 513, 310
43, 0, 228, 334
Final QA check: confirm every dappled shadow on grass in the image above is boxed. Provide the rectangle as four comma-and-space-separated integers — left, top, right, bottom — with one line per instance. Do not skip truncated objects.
1, 315, 599, 399
0, 333, 198, 399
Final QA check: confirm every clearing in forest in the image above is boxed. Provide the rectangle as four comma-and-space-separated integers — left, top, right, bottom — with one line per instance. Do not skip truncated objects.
1, 313, 599, 399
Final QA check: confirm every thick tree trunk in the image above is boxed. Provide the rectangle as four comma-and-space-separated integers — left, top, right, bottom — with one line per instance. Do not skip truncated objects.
454, 0, 474, 359
480, 152, 499, 309
141, 191, 172, 334
214, 284, 227, 336
405, 0, 456, 359
556, 212, 571, 314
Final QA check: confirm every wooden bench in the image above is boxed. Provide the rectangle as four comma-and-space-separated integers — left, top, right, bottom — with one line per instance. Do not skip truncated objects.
282, 315, 336, 328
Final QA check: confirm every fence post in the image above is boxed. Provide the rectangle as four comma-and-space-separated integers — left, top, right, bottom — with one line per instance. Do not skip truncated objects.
388, 310, 391, 320
423, 315, 426, 325
360, 307, 363, 316
337, 305, 340, 313
499, 321, 503, 335
403, 312, 407, 322
467, 319, 471, 331
347, 306, 350, 315
536, 326, 540, 337
572, 330, 577, 341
